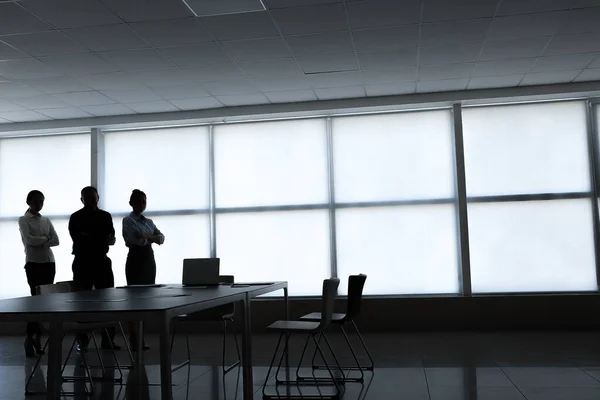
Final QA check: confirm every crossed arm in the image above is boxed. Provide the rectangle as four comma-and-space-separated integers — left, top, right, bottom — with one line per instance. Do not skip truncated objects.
18, 218, 59, 248
123, 217, 165, 246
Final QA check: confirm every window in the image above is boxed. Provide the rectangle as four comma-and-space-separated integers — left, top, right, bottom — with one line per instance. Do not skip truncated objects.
216, 210, 329, 296
214, 119, 328, 208
469, 200, 596, 293
213, 119, 330, 295
464, 102, 596, 293
336, 205, 459, 295
0, 134, 90, 299
463, 101, 590, 196
332, 111, 455, 203
332, 110, 458, 295
104, 126, 210, 213
0, 134, 90, 216
104, 126, 211, 287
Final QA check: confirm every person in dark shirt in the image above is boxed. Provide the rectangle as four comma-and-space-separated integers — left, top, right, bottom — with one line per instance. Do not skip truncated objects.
69, 186, 120, 350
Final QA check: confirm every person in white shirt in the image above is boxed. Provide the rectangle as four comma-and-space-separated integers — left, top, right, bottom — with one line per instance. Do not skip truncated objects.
18, 190, 59, 357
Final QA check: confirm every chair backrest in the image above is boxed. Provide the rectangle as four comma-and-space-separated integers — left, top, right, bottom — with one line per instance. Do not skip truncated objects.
317, 278, 340, 330
55, 280, 75, 291
36, 282, 72, 295
346, 274, 367, 320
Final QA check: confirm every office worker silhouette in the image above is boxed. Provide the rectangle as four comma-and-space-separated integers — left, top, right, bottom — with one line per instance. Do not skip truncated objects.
69, 186, 120, 350
122, 189, 165, 350
18, 190, 59, 357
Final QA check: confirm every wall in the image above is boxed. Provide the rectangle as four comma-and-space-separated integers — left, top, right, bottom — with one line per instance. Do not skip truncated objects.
2, 295, 599, 336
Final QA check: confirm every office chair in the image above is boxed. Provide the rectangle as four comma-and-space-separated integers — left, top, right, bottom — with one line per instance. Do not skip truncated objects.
262, 278, 344, 400
170, 275, 240, 374
300, 274, 373, 382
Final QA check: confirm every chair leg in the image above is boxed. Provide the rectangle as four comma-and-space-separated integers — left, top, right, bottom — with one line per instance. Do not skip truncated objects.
118, 322, 135, 369
80, 345, 95, 395
313, 321, 374, 374
222, 319, 241, 375
171, 320, 191, 373
297, 333, 345, 385
25, 337, 50, 395
262, 332, 284, 397
294, 334, 312, 382
106, 329, 124, 383
310, 333, 345, 398
351, 320, 374, 370
90, 333, 106, 377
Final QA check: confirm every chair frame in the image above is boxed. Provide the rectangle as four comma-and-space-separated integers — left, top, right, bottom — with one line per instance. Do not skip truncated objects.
262, 278, 345, 400
305, 274, 374, 383
25, 283, 125, 397
170, 274, 241, 374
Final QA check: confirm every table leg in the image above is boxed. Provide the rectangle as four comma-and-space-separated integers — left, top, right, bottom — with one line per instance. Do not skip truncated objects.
159, 314, 173, 400
46, 321, 63, 400
241, 293, 253, 400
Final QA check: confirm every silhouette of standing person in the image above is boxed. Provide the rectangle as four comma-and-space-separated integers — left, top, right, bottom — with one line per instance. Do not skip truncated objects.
69, 186, 120, 350
123, 189, 165, 350
19, 190, 59, 357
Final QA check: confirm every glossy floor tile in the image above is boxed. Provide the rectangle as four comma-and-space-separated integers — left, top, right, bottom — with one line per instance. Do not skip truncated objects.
2, 332, 600, 399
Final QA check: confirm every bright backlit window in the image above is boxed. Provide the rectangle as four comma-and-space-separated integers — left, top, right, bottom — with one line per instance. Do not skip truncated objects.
468, 200, 596, 293
216, 210, 330, 296
336, 205, 459, 295
214, 119, 328, 208
333, 110, 455, 203
463, 101, 589, 196
104, 126, 210, 213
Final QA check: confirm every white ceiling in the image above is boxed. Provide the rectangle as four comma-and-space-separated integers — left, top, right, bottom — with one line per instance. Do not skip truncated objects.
0, 0, 599, 123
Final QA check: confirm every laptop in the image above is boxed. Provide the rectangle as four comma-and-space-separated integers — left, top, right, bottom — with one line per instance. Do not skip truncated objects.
182, 258, 220, 286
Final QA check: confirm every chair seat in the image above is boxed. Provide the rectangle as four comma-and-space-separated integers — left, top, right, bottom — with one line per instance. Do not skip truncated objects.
266, 320, 321, 333
300, 312, 347, 323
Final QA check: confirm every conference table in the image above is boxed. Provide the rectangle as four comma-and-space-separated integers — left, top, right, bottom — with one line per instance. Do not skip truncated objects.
0, 281, 289, 400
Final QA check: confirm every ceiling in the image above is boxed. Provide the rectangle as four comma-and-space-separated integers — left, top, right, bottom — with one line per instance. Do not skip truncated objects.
0, 0, 599, 124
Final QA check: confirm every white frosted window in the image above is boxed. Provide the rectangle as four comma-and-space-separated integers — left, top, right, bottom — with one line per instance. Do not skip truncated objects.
0, 219, 73, 299
463, 101, 590, 196
332, 110, 455, 203
104, 127, 209, 213
336, 205, 459, 295
214, 119, 328, 208
109, 214, 210, 287
0, 134, 90, 217
216, 210, 330, 296
469, 200, 597, 293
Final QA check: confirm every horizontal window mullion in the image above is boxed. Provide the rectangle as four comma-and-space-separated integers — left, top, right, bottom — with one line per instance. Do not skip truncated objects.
467, 192, 591, 204
335, 198, 455, 209
215, 204, 329, 214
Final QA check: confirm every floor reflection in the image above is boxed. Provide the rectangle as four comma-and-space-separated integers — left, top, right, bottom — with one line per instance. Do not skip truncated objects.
5, 332, 600, 400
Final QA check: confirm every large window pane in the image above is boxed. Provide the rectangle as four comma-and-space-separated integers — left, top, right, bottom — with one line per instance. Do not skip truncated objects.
216, 210, 329, 295
333, 110, 455, 203
214, 119, 328, 207
336, 205, 459, 295
109, 214, 210, 287
463, 101, 589, 196
469, 200, 596, 293
0, 134, 90, 216
104, 127, 209, 213
0, 219, 73, 299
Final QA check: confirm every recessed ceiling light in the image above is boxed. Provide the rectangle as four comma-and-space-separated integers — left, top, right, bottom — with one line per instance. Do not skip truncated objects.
181, 0, 266, 17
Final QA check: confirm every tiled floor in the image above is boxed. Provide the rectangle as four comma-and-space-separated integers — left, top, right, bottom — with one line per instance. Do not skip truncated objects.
2, 331, 600, 399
